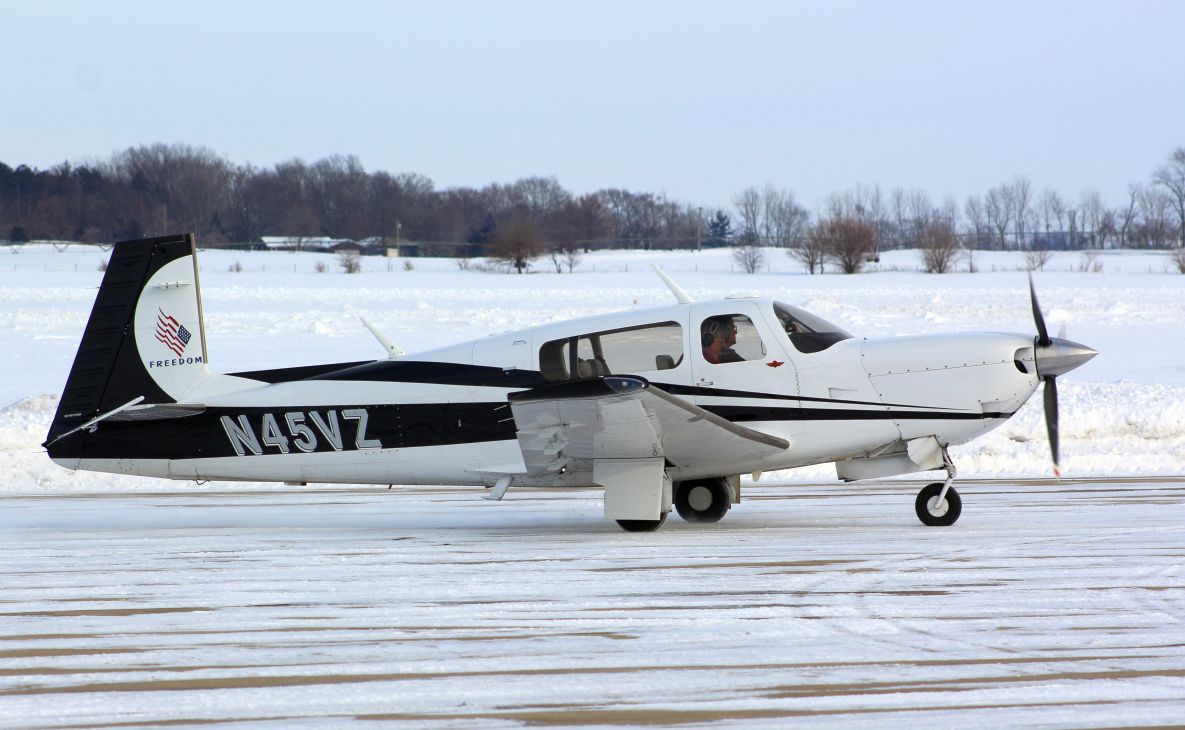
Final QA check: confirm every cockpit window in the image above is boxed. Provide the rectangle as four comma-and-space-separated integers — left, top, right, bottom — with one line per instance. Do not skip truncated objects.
700, 314, 766, 364
774, 301, 853, 354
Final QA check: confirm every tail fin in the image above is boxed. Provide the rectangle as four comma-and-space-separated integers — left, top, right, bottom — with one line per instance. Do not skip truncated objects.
45, 233, 209, 446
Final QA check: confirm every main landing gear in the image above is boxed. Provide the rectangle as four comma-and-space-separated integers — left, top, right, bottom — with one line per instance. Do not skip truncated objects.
915, 449, 961, 526
674, 478, 731, 523
615, 477, 733, 531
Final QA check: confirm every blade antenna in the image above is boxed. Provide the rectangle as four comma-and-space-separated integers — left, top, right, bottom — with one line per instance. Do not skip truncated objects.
651, 265, 694, 304
359, 316, 406, 359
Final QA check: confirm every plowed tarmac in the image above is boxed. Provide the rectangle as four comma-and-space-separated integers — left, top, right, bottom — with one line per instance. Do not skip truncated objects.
2, 479, 1183, 728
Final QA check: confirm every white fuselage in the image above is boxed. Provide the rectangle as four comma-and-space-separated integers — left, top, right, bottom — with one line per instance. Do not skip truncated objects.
60, 297, 1041, 487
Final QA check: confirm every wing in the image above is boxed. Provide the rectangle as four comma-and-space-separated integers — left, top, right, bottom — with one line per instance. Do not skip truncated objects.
508, 375, 788, 477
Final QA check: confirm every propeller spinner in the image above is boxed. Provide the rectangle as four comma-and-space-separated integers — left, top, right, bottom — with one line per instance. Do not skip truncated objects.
1028, 276, 1098, 476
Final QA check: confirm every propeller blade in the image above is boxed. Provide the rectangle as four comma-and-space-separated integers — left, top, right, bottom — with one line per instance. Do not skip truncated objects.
1043, 376, 1060, 477
1029, 275, 1051, 347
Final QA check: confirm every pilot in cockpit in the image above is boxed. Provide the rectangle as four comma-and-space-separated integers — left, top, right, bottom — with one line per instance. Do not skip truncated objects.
701, 316, 744, 364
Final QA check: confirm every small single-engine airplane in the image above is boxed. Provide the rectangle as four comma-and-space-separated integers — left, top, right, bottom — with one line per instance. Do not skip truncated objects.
45, 234, 1097, 531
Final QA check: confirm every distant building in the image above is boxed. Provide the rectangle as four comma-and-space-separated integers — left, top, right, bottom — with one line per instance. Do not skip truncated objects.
257, 236, 353, 252
328, 241, 364, 254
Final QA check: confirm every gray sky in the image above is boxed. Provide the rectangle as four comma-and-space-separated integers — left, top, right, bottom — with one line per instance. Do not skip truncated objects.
6, 0, 1184, 210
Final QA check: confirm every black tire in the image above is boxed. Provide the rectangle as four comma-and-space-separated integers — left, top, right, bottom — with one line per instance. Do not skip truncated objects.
674, 478, 731, 523
915, 482, 962, 526
616, 513, 668, 532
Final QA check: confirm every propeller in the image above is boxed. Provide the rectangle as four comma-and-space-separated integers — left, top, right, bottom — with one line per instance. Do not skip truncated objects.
1028, 276, 1097, 477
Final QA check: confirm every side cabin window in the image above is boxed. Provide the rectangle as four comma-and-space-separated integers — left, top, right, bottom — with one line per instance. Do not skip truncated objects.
539, 321, 684, 381
774, 301, 853, 354
699, 314, 766, 364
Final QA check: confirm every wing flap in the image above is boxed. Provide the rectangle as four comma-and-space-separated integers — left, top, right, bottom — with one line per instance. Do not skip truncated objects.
508, 376, 787, 476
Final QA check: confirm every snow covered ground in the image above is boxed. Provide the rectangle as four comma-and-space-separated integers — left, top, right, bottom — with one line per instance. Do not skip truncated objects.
2, 479, 1183, 728
2, 243, 1184, 727
2, 243, 1183, 490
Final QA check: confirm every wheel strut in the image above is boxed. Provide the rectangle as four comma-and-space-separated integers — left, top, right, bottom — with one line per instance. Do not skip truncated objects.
935, 447, 957, 507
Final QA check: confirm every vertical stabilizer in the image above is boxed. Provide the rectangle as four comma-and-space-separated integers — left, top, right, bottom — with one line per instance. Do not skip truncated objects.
45, 234, 208, 446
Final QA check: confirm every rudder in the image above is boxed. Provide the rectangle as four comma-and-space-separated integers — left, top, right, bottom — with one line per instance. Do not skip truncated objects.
45, 233, 208, 447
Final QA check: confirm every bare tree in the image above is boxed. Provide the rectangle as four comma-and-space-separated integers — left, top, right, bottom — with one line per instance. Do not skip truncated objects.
1080, 188, 1106, 248
1009, 176, 1033, 248
788, 231, 827, 274
1023, 241, 1054, 271
111, 143, 232, 243
813, 216, 876, 274
732, 243, 764, 274
563, 243, 582, 272
918, 219, 961, 273
1066, 207, 1080, 249
890, 186, 908, 248
963, 195, 989, 249
554, 194, 611, 250
733, 187, 762, 244
492, 215, 541, 273
890, 187, 932, 248
823, 184, 886, 258
905, 188, 933, 245
546, 242, 582, 273
985, 185, 1013, 249
1152, 147, 1185, 248
1137, 186, 1175, 247
308, 154, 368, 239
337, 250, 361, 273
548, 247, 564, 273
514, 176, 571, 221
939, 195, 961, 229
1077, 250, 1104, 273
1117, 183, 1140, 248
763, 186, 809, 248
1038, 187, 1064, 244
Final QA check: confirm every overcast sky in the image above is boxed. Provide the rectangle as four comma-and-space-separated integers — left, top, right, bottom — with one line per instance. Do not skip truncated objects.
6, 0, 1184, 210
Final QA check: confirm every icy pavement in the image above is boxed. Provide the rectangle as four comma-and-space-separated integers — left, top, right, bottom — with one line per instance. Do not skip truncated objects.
2, 479, 1183, 728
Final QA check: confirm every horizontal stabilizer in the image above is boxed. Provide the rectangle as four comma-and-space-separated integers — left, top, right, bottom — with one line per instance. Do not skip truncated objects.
107, 403, 207, 421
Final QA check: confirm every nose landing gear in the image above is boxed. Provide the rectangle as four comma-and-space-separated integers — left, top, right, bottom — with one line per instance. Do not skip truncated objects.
915, 448, 961, 526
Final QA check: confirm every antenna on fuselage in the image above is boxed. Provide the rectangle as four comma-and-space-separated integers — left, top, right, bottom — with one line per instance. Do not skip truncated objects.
651, 264, 694, 304
359, 316, 406, 359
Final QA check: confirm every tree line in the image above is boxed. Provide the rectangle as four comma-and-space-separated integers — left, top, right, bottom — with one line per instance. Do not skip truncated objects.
2, 143, 1183, 273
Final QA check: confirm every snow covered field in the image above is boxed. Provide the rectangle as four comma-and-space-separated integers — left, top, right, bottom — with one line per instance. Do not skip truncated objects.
2, 243, 1184, 727
2, 243, 1183, 489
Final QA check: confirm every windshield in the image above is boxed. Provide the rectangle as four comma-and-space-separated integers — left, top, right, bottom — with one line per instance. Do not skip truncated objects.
773, 301, 853, 354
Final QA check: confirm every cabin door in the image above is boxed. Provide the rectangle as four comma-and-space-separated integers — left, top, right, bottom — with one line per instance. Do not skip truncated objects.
689, 301, 803, 435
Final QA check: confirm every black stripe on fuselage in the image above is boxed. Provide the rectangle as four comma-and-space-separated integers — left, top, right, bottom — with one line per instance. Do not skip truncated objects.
49, 402, 517, 460
228, 361, 371, 383
307, 360, 548, 389
706, 405, 1010, 423
54, 399, 1009, 462
230, 360, 548, 388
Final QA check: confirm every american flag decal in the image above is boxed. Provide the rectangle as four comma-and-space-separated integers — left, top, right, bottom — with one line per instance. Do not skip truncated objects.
155, 309, 192, 357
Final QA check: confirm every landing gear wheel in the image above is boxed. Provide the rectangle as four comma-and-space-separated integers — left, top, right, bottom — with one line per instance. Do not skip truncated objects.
674, 478, 731, 523
616, 513, 668, 532
915, 482, 961, 526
